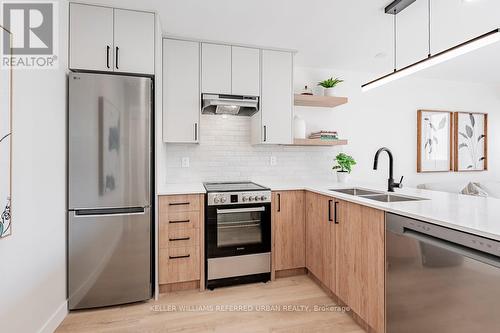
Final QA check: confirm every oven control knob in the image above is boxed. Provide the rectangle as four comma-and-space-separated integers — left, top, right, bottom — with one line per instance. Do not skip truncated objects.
220, 197, 227, 203
249, 196, 254, 202
242, 196, 248, 202
214, 197, 220, 204
255, 196, 260, 201
261, 196, 267, 201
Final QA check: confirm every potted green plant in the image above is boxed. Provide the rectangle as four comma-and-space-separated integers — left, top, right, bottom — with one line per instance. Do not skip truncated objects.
333, 153, 356, 183
318, 77, 344, 97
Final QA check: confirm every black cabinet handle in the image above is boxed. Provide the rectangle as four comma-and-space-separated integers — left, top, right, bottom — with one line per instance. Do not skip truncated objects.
169, 237, 190, 241
328, 200, 333, 222
169, 220, 190, 224
277, 193, 281, 212
263, 126, 267, 142
169, 254, 190, 259
115, 46, 119, 69
194, 123, 198, 141
169, 202, 189, 206
334, 201, 339, 224
106, 46, 110, 68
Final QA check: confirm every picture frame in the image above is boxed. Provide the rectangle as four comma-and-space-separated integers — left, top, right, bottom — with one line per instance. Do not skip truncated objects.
417, 110, 453, 173
1, 25, 13, 238
454, 112, 488, 172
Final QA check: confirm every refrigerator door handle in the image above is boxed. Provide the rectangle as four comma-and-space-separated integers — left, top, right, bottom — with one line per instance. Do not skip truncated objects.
73, 207, 148, 217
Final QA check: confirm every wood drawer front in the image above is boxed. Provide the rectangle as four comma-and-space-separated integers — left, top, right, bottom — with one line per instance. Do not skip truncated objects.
160, 228, 199, 249
160, 194, 201, 213
161, 211, 200, 231
159, 246, 200, 284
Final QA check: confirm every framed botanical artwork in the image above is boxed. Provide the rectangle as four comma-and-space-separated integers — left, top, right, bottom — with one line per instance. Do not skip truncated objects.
1, 25, 12, 238
454, 112, 488, 172
417, 110, 453, 172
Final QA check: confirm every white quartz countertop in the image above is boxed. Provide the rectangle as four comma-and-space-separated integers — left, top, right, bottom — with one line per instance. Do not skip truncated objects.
157, 183, 206, 195
157, 180, 500, 241
259, 180, 500, 242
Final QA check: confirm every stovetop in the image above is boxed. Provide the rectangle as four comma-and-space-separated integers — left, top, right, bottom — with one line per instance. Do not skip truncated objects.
203, 181, 269, 193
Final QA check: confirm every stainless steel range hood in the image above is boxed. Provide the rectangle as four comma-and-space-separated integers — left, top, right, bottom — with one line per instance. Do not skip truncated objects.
201, 94, 259, 116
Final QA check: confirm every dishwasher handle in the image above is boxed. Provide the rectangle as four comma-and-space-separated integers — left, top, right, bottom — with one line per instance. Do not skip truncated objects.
403, 228, 500, 269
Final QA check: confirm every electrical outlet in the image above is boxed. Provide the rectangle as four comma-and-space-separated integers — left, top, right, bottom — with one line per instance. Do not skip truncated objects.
181, 157, 190, 168
270, 156, 277, 166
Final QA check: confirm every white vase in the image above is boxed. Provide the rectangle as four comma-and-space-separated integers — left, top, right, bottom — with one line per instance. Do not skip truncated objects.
337, 172, 350, 183
294, 115, 306, 139
324, 87, 336, 97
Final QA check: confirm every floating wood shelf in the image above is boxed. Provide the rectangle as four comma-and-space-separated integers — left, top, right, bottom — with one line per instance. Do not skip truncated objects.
290, 139, 348, 146
294, 94, 348, 108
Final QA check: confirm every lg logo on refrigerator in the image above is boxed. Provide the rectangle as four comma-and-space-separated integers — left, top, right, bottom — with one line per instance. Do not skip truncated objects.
1, 1, 58, 68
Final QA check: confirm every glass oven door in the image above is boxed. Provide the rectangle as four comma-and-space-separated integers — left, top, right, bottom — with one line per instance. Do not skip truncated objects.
217, 207, 264, 247
206, 204, 271, 258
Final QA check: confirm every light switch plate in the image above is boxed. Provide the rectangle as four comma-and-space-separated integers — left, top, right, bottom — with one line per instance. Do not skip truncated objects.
181, 157, 190, 168
270, 156, 277, 166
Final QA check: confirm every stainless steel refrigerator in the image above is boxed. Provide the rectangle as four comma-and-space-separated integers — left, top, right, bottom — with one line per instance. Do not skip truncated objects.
68, 72, 152, 310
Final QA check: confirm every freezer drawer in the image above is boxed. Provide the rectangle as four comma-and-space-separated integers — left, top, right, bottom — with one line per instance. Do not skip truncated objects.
68, 73, 151, 209
68, 207, 151, 309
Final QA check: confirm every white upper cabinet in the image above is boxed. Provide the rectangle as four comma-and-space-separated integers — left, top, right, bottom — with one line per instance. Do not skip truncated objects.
231, 46, 260, 96
69, 4, 155, 75
201, 43, 231, 94
163, 39, 200, 143
114, 9, 155, 75
70, 3, 114, 72
201, 44, 260, 96
259, 50, 293, 144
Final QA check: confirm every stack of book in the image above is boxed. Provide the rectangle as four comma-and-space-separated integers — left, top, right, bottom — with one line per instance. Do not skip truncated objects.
309, 131, 339, 141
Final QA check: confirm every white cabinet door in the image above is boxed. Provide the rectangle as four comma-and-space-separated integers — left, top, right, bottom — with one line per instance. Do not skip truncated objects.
201, 43, 231, 94
69, 3, 114, 71
114, 9, 155, 75
163, 39, 200, 143
260, 50, 293, 144
232, 46, 260, 96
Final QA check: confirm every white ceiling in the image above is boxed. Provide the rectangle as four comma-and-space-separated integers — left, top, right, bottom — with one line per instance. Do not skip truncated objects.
95, 0, 500, 82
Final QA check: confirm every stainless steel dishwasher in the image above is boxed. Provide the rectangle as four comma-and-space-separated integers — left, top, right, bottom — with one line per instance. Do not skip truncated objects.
386, 213, 500, 333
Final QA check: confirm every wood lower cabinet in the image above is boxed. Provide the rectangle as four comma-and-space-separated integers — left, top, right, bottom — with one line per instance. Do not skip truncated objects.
305, 192, 336, 291
158, 194, 204, 292
272, 191, 306, 272
335, 200, 385, 333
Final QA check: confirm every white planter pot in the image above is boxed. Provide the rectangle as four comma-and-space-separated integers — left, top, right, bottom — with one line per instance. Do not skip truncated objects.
337, 172, 350, 183
324, 87, 336, 97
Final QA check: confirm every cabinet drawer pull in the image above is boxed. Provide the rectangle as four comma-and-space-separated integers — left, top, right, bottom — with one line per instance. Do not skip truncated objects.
328, 200, 333, 222
169, 202, 190, 206
169, 254, 190, 259
169, 220, 190, 224
169, 237, 190, 242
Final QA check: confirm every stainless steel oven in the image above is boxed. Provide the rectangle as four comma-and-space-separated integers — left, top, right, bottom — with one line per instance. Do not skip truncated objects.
204, 182, 271, 289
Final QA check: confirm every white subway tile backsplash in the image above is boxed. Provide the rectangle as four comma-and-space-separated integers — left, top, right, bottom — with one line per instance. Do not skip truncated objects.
163, 115, 340, 183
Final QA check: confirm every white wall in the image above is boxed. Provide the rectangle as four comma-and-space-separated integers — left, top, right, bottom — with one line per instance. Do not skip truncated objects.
0, 1, 68, 332
161, 66, 500, 187
294, 66, 500, 187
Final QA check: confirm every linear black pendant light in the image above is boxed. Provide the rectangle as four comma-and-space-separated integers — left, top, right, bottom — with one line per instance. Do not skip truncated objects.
362, 0, 500, 92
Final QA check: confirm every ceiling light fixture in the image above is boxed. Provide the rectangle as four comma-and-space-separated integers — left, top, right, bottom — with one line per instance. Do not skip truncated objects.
362, 0, 500, 92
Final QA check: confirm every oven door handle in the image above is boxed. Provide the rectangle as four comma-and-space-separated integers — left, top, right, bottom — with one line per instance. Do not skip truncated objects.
216, 207, 266, 214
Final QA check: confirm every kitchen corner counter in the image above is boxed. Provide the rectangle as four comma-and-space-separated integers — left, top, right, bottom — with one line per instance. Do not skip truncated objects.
157, 183, 206, 196
255, 179, 500, 242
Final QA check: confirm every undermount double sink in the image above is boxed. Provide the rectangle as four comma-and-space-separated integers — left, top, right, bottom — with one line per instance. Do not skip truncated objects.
330, 188, 427, 203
